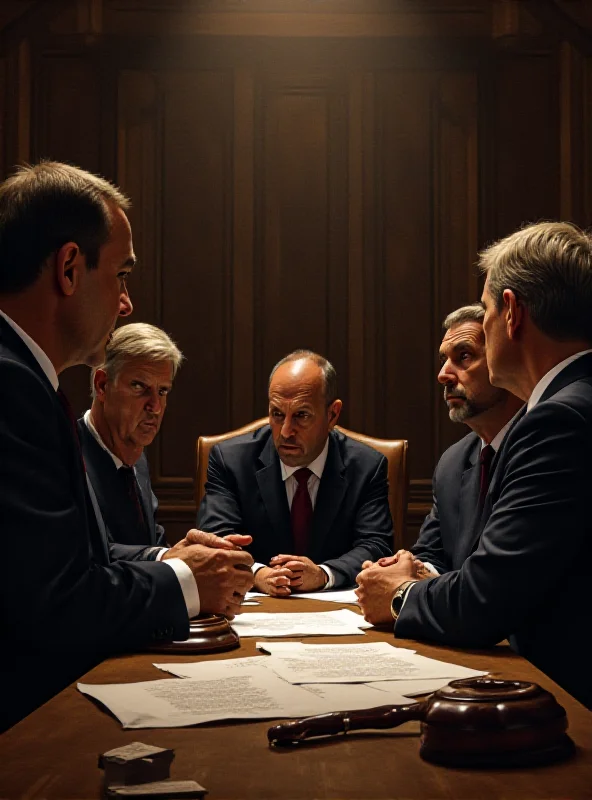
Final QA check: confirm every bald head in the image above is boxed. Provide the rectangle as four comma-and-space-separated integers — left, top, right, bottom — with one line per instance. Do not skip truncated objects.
268, 354, 342, 467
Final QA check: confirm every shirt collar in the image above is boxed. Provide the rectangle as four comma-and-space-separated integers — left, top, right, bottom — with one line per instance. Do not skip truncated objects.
0, 309, 59, 391
526, 350, 592, 412
83, 409, 125, 470
482, 407, 523, 453
280, 437, 329, 482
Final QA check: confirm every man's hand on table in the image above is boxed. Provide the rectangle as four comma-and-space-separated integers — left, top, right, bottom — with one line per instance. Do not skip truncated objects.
163, 529, 252, 556
163, 536, 254, 619
253, 565, 294, 597
269, 554, 327, 592
355, 551, 419, 625
361, 549, 436, 581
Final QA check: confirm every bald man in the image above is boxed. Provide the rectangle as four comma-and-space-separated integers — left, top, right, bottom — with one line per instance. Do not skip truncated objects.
197, 350, 394, 595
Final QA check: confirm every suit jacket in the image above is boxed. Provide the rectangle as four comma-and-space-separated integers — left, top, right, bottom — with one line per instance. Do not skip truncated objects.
196, 426, 394, 588
397, 353, 592, 709
0, 315, 189, 731
77, 419, 167, 560
411, 432, 483, 574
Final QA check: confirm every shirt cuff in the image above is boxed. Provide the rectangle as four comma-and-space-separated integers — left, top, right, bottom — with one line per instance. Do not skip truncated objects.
422, 562, 440, 576
160, 557, 200, 618
155, 548, 168, 562
252, 562, 266, 575
320, 565, 335, 590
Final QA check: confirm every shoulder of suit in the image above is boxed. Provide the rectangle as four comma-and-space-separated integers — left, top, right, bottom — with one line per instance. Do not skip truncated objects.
0, 339, 59, 410
214, 423, 272, 455
436, 430, 480, 467
331, 428, 385, 465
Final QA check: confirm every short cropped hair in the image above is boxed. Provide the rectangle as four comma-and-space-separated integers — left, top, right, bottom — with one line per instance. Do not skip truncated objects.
443, 303, 485, 331
91, 323, 183, 398
0, 160, 130, 294
479, 221, 592, 342
269, 350, 337, 404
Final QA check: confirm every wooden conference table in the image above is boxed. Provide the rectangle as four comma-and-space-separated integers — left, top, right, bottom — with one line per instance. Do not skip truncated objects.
1, 596, 591, 799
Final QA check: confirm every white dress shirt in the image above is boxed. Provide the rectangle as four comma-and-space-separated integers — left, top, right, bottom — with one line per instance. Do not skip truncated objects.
0, 309, 198, 618
254, 438, 336, 589
527, 350, 592, 412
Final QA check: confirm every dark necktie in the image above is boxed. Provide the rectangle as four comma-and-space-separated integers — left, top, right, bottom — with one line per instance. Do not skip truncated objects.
291, 467, 313, 555
56, 388, 86, 472
119, 465, 149, 539
479, 444, 495, 507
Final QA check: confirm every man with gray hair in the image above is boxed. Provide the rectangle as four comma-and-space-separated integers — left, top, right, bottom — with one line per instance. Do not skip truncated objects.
78, 322, 181, 556
357, 221, 592, 709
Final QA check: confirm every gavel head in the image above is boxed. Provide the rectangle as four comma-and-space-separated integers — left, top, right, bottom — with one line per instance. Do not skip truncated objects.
418, 677, 575, 767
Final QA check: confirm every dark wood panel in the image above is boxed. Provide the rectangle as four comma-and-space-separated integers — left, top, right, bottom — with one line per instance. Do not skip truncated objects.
158, 69, 233, 481
253, 71, 349, 422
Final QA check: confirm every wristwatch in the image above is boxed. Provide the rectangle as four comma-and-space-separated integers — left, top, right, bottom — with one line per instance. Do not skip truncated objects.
390, 581, 418, 621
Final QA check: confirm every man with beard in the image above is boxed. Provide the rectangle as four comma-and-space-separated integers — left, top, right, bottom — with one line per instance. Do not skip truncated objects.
389, 303, 522, 576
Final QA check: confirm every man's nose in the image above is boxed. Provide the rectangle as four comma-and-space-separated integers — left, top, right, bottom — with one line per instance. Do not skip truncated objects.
437, 361, 457, 386
119, 289, 133, 317
280, 416, 296, 439
145, 391, 163, 413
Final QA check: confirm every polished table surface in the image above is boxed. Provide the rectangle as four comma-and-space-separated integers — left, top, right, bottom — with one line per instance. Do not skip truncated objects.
1, 596, 591, 799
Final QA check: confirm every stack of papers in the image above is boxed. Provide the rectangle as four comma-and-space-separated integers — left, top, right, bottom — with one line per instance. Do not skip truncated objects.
230, 608, 370, 637
245, 589, 359, 604
78, 643, 487, 729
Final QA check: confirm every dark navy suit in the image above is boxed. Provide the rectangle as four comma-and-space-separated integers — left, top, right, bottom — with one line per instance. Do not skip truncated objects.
397, 353, 592, 709
0, 315, 189, 730
77, 419, 167, 560
411, 432, 483, 574
197, 425, 394, 588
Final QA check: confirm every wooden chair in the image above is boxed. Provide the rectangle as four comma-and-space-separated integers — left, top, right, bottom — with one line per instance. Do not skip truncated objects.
195, 418, 409, 551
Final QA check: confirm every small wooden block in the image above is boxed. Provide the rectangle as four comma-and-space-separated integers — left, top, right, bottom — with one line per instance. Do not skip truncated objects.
105, 780, 208, 798
99, 742, 174, 786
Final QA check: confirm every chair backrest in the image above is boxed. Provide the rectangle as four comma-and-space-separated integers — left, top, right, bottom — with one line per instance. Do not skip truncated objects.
195, 418, 409, 551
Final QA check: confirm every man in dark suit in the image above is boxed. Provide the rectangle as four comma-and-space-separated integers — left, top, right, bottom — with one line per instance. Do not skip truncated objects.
0, 161, 252, 730
78, 322, 182, 560
357, 221, 592, 709
197, 350, 394, 594
409, 304, 523, 575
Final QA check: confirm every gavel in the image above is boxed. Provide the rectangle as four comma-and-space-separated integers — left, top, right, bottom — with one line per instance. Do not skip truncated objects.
268, 677, 576, 767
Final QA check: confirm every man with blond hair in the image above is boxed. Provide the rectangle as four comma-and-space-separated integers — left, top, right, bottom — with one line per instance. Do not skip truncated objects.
357, 222, 592, 709
79, 322, 181, 557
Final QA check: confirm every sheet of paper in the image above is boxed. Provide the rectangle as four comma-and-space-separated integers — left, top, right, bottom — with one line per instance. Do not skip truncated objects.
78, 665, 330, 729
300, 681, 410, 709
260, 642, 486, 684
367, 678, 456, 697
230, 609, 368, 638
244, 589, 359, 604
154, 656, 272, 678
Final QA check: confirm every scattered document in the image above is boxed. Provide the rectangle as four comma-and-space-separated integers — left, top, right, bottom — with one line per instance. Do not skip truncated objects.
300, 681, 410, 709
368, 678, 457, 697
154, 656, 272, 679
256, 642, 487, 684
244, 589, 359, 604
230, 608, 370, 638
78, 665, 329, 729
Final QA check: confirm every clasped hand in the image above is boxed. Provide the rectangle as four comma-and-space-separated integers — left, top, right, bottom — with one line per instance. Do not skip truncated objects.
355, 550, 427, 626
255, 554, 327, 596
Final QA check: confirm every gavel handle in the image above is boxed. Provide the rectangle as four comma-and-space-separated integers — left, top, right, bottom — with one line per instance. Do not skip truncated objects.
268, 702, 425, 746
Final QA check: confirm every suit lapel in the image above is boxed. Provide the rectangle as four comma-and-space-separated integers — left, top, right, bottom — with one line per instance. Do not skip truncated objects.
539, 352, 592, 403
309, 434, 346, 562
456, 437, 482, 565
256, 437, 293, 551
134, 463, 157, 545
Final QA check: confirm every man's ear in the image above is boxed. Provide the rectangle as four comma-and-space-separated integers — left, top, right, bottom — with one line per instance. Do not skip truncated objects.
93, 369, 109, 402
327, 399, 343, 430
54, 241, 83, 297
504, 289, 523, 341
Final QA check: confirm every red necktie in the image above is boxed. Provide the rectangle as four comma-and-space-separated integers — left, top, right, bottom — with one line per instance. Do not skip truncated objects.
291, 468, 313, 555
479, 444, 495, 507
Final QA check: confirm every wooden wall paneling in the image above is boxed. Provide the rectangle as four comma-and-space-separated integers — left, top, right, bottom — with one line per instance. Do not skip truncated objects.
492, 51, 560, 237
559, 41, 587, 225
584, 57, 592, 226
230, 67, 256, 428
0, 56, 5, 179
253, 69, 349, 421
433, 70, 480, 460
158, 69, 233, 484
378, 70, 435, 480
